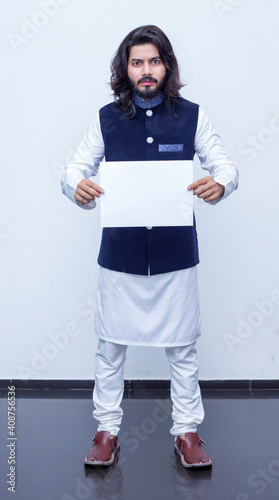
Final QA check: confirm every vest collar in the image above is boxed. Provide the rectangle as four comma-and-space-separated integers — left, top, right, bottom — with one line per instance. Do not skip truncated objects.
134, 92, 164, 109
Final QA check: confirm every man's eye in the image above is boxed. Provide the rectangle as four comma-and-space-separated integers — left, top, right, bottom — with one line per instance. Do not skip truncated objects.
133, 61, 141, 66
152, 60, 160, 64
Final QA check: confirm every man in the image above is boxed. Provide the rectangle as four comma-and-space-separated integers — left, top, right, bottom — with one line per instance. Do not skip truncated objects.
61, 25, 238, 469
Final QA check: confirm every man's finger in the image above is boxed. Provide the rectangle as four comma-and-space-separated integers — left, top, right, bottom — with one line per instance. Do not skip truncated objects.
77, 189, 95, 201
83, 180, 105, 195
75, 195, 95, 204
196, 188, 216, 198
75, 182, 105, 203
188, 180, 208, 191
187, 176, 213, 191
192, 184, 215, 196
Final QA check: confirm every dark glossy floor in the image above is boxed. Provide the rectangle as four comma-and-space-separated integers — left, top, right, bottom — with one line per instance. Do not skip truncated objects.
1, 388, 279, 500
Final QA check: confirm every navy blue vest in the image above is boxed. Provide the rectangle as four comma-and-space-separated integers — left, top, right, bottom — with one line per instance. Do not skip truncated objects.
97, 97, 199, 275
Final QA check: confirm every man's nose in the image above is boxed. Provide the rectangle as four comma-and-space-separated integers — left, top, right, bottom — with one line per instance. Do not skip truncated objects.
142, 62, 152, 75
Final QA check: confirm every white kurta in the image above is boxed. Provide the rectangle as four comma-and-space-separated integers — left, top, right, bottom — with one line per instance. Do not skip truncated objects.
61, 106, 239, 347
95, 266, 201, 347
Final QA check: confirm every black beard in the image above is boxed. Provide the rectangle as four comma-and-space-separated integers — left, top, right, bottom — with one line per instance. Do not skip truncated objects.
134, 85, 161, 99
130, 74, 167, 100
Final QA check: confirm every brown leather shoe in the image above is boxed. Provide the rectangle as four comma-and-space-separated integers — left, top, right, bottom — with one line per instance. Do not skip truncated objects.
84, 431, 120, 466
174, 432, 212, 468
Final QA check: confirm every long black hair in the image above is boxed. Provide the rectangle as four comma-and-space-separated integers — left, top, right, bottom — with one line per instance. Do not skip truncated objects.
110, 25, 184, 118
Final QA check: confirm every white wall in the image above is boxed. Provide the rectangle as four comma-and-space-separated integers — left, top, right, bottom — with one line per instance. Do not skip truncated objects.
1, 0, 279, 381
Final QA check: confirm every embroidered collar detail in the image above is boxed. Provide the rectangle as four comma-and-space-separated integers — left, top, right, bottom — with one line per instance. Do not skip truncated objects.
134, 92, 164, 109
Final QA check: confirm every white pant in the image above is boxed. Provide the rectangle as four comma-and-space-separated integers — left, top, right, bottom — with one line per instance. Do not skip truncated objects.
93, 339, 204, 437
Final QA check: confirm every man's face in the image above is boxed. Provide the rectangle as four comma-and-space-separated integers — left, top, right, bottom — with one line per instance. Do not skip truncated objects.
127, 43, 167, 99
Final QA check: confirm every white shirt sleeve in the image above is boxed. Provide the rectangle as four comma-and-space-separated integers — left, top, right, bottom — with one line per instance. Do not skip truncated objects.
60, 112, 105, 210
194, 107, 239, 204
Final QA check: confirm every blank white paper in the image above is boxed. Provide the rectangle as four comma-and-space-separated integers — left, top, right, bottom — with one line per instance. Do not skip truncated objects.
100, 160, 193, 227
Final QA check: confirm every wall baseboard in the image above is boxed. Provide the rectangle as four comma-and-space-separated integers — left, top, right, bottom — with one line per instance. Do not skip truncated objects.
1, 379, 279, 391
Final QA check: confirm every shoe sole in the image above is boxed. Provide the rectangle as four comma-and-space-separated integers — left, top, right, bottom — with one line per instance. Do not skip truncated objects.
174, 444, 212, 469
84, 444, 120, 466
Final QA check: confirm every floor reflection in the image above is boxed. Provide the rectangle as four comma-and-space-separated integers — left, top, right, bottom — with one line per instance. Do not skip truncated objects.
84, 463, 124, 499
170, 453, 212, 499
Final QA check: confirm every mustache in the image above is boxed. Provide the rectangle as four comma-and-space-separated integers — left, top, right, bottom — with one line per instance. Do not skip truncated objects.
137, 77, 158, 84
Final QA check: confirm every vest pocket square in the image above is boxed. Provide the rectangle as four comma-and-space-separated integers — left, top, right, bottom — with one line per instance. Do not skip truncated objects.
158, 144, 184, 152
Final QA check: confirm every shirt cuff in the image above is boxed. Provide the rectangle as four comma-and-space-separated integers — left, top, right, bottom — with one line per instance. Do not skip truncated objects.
60, 179, 97, 210
207, 174, 238, 205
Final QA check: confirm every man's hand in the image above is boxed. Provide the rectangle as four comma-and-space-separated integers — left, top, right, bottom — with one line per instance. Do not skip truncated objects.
187, 176, 225, 202
74, 179, 104, 205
